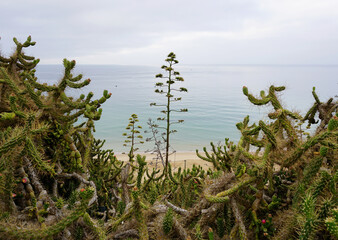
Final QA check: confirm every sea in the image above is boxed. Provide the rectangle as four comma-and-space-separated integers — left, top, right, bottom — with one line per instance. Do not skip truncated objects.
35, 64, 338, 153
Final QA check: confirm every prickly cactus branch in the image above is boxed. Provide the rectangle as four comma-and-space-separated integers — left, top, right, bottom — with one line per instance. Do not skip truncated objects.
0, 37, 111, 239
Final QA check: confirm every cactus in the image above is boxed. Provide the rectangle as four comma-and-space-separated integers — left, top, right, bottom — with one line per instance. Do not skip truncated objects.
298, 194, 317, 240
163, 207, 174, 234
328, 115, 338, 131
208, 228, 214, 240
132, 189, 149, 240
216, 217, 225, 238
243, 85, 301, 143
324, 208, 338, 238
0, 37, 111, 238
303, 87, 337, 133
325, 216, 338, 238
195, 85, 337, 240
196, 139, 234, 172
88, 138, 122, 210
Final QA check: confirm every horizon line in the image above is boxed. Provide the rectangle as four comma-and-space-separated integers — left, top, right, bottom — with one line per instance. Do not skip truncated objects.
36, 63, 338, 67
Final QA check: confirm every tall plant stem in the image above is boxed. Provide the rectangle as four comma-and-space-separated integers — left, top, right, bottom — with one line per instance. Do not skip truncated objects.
165, 63, 172, 174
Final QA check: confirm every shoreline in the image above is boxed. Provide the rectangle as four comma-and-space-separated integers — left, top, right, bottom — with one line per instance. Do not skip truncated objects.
115, 151, 199, 161
115, 151, 213, 170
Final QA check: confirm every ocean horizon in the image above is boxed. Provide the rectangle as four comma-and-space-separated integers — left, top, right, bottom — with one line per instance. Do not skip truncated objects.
35, 64, 338, 153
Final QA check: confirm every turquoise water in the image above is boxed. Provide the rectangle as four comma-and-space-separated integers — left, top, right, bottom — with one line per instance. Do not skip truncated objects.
36, 64, 338, 152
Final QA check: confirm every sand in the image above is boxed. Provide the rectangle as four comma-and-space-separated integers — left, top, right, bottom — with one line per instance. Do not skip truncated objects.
115, 151, 214, 171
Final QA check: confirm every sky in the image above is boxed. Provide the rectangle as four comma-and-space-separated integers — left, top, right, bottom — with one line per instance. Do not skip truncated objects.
1, 0, 338, 66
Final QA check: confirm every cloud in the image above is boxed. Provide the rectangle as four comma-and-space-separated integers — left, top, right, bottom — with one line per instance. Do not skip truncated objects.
1, 0, 337, 65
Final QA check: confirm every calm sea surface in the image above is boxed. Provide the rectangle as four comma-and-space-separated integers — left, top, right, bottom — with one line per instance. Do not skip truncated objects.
35, 64, 338, 152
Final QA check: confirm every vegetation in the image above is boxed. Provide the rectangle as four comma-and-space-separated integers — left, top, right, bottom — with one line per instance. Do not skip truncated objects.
122, 113, 144, 162
150, 52, 188, 173
0, 37, 337, 240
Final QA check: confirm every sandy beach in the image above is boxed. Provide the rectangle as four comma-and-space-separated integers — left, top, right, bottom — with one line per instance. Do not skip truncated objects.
115, 151, 214, 170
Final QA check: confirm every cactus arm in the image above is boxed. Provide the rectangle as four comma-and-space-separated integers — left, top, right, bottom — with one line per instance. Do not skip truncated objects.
98, 90, 112, 104
312, 87, 321, 104
255, 143, 272, 176
142, 168, 160, 191
68, 73, 83, 82
0, 115, 34, 153
273, 86, 286, 92
242, 125, 261, 136
55, 109, 85, 122
132, 190, 149, 240
25, 73, 57, 92
14, 36, 36, 48
205, 194, 230, 203
57, 59, 75, 91
238, 144, 259, 162
9, 95, 27, 118
23, 80, 44, 108
196, 148, 212, 162
205, 175, 255, 203
63, 132, 83, 163
21, 54, 35, 61
0, 67, 27, 105
308, 171, 332, 200
83, 137, 93, 167
0, 132, 25, 155
83, 212, 106, 240
17, 54, 39, 69
282, 131, 333, 168
259, 121, 277, 147
84, 91, 94, 103
196, 145, 221, 169
65, 78, 90, 89
216, 176, 256, 198
302, 155, 324, 186
303, 103, 318, 122
60, 92, 86, 109
168, 163, 179, 185
111, 158, 124, 170
243, 86, 270, 105
284, 109, 303, 120
204, 147, 216, 164
0, 112, 16, 121
25, 137, 55, 174
153, 170, 165, 181
280, 117, 299, 142
244, 135, 265, 147
0, 55, 11, 63
268, 86, 284, 109
268, 109, 283, 119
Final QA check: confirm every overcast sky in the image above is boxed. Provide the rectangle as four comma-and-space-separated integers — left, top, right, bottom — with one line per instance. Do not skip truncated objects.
1, 0, 338, 65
